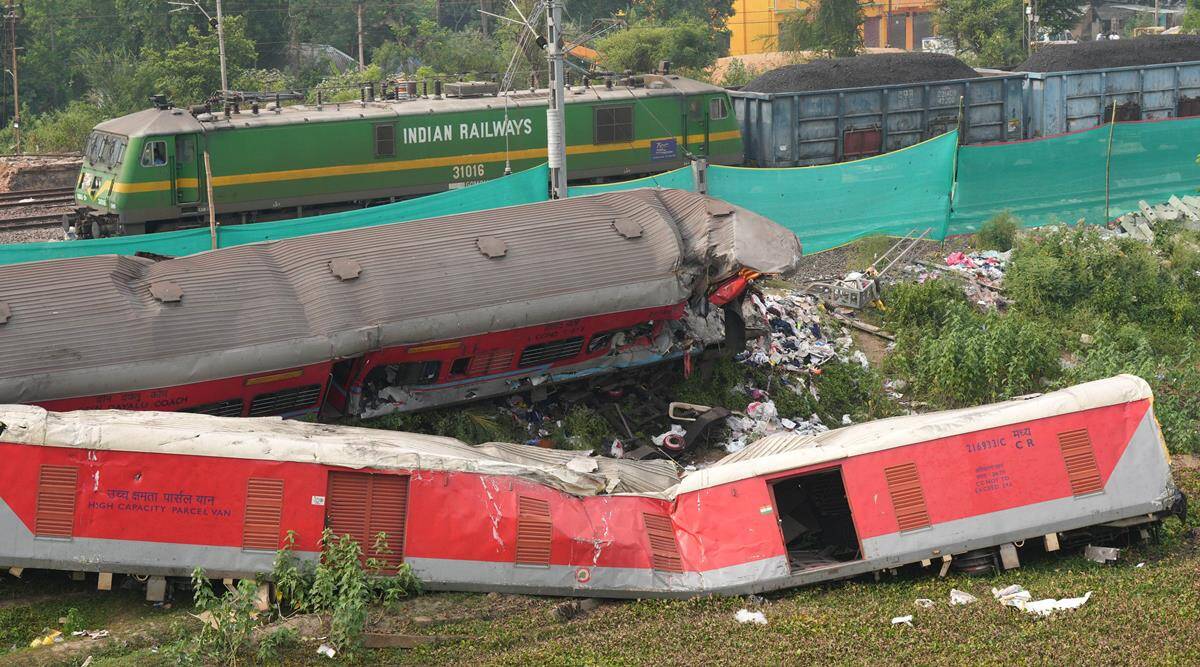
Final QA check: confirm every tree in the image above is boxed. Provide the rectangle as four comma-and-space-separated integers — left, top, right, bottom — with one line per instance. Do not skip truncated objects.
936, 0, 1081, 67
138, 14, 257, 105
594, 21, 724, 74
776, 0, 863, 57
1184, 0, 1200, 33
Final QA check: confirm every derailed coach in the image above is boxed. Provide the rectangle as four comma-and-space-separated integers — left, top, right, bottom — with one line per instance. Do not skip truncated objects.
0, 375, 1184, 599
0, 189, 802, 420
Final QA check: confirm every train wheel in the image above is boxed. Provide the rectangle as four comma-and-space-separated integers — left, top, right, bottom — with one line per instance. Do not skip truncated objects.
951, 548, 998, 576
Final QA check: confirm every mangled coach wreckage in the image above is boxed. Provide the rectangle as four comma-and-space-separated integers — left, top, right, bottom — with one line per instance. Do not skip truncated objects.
0, 189, 802, 419
0, 376, 1183, 599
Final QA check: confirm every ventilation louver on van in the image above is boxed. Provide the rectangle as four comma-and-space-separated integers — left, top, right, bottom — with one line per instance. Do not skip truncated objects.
884, 462, 931, 532
1057, 429, 1104, 496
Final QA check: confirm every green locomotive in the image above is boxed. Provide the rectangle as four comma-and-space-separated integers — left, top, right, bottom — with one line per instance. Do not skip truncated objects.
72, 74, 742, 236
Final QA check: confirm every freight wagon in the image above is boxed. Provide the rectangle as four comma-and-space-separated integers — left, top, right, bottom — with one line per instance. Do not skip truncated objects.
0, 188, 802, 420
72, 74, 743, 237
0, 375, 1183, 599
731, 59, 1200, 166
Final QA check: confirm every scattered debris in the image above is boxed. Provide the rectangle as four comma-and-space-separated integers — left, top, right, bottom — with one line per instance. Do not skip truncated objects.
1084, 544, 1121, 564
914, 598, 935, 608
992, 584, 1093, 615
70, 630, 111, 640
891, 615, 914, 626
1136, 562, 1146, 568
1022, 592, 1093, 617
317, 643, 337, 658
735, 609, 768, 625
949, 589, 978, 606
993, 584, 1033, 608
29, 629, 63, 647
1113, 196, 1200, 243
551, 598, 602, 622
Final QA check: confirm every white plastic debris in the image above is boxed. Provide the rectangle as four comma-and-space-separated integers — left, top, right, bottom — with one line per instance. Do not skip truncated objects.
746, 400, 778, 421
610, 439, 625, 458
914, 598, 934, 608
1021, 592, 1093, 617
891, 615, 913, 626
841, 414, 852, 425
949, 589, 978, 606
1136, 562, 1146, 568
780, 417, 797, 430
317, 644, 337, 658
992, 585, 1093, 615
651, 424, 686, 450
992, 584, 1032, 608
735, 609, 768, 625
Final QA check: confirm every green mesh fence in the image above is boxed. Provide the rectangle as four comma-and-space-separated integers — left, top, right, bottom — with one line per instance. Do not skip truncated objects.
0, 164, 551, 266
570, 133, 958, 253
568, 166, 694, 196
710, 132, 957, 253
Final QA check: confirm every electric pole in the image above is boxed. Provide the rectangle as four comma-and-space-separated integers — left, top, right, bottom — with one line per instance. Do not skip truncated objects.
356, 2, 365, 72
215, 0, 227, 96
6, 0, 18, 154
545, 0, 567, 199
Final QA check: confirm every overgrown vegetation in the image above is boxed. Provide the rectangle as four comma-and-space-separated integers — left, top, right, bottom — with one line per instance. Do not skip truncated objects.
883, 221, 1200, 451
172, 529, 420, 664
975, 211, 1018, 251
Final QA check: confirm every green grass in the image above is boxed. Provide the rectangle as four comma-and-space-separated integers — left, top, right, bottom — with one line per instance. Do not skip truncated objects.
6, 467, 1196, 666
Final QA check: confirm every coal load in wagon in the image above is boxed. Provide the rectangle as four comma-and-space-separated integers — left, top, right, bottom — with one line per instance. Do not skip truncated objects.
740, 53, 980, 94
1017, 35, 1200, 72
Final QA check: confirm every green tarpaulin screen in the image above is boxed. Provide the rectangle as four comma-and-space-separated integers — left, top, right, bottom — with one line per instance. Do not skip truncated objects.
0, 164, 551, 266
710, 132, 957, 253
571, 133, 958, 253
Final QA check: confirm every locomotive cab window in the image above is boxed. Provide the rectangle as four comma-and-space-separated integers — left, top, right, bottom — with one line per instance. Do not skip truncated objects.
595, 106, 633, 144
140, 140, 167, 167
709, 97, 728, 120
374, 123, 396, 158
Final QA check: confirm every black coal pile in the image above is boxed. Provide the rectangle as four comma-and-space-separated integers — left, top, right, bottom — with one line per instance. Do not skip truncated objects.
741, 53, 980, 94
1018, 36, 1200, 72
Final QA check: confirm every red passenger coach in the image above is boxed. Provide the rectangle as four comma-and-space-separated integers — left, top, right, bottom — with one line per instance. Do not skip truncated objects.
0, 376, 1183, 599
0, 189, 802, 420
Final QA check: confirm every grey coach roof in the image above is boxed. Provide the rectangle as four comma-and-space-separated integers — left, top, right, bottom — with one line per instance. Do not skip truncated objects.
0, 189, 802, 403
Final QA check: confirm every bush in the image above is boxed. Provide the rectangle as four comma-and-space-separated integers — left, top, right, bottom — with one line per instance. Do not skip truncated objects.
976, 211, 1019, 251
890, 309, 1060, 407
882, 279, 976, 333
274, 529, 420, 655
9, 101, 110, 154
1005, 226, 1200, 328
595, 21, 723, 73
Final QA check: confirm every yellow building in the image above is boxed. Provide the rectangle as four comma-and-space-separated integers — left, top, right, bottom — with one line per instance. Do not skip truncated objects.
727, 0, 940, 56
728, 0, 806, 56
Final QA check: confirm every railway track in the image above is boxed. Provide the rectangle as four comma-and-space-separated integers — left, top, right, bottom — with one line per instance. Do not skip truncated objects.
0, 186, 76, 208
0, 211, 67, 231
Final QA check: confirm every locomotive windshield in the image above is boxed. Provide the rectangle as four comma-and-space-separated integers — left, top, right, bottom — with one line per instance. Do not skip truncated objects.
84, 131, 128, 169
